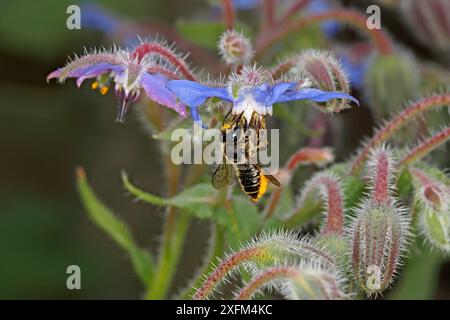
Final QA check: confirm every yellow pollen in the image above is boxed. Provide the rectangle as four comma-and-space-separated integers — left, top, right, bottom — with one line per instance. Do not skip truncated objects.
100, 86, 109, 95
254, 175, 269, 201
91, 81, 99, 90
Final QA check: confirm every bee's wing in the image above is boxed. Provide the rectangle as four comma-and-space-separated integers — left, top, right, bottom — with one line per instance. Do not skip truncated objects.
211, 163, 235, 189
257, 165, 281, 187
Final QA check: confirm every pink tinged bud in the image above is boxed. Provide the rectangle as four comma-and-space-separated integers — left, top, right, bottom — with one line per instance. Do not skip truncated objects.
299, 172, 345, 235
289, 50, 351, 113
350, 146, 410, 296
401, 0, 450, 51
218, 30, 254, 67
411, 168, 450, 253
350, 201, 410, 296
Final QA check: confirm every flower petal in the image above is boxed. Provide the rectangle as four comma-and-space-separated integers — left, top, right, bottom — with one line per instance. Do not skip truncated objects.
252, 82, 298, 106
166, 80, 231, 108
76, 63, 125, 87
276, 88, 359, 105
141, 73, 187, 117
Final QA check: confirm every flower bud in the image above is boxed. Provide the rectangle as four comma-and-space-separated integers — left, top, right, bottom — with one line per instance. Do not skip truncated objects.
235, 263, 347, 300
350, 146, 410, 296
283, 265, 346, 300
289, 50, 352, 113
218, 30, 254, 67
401, 0, 450, 51
365, 53, 419, 122
411, 168, 450, 253
350, 201, 409, 296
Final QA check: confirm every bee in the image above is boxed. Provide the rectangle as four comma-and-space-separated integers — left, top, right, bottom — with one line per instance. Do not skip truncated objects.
211, 111, 280, 202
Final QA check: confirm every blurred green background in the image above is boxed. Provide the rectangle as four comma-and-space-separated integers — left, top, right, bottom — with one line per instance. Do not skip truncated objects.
0, 0, 210, 299
0, 0, 449, 299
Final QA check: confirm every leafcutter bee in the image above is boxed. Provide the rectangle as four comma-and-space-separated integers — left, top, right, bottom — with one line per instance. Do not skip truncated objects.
211, 111, 280, 202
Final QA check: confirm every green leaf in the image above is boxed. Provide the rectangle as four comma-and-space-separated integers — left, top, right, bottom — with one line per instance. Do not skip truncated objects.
76, 167, 153, 285
122, 172, 216, 218
176, 20, 226, 50
388, 239, 443, 299
216, 195, 261, 249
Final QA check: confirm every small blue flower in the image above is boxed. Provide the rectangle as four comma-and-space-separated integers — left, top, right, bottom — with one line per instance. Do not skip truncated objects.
167, 65, 358, 126
47, 46, 186, 122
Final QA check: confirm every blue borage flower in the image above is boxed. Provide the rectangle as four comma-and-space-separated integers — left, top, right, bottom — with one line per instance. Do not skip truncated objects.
47, 43, 187, 122
167, 65, 359, 126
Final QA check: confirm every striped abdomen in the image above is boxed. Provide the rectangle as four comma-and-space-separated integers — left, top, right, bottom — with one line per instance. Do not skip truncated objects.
235, 164, 268, 202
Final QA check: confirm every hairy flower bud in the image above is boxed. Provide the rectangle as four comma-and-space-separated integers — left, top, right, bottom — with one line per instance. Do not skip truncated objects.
411, 168, 450, 253
401, 0, 450, 51
350, 146, 410, 296
365, 54, 419, 122
288, 50, 352, 113
235, 263, 346, 300
218, 30, 254, 67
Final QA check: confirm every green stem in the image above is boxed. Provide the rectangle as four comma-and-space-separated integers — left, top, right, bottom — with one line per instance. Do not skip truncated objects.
145, 210, 191, 299
179, 223, 225, 299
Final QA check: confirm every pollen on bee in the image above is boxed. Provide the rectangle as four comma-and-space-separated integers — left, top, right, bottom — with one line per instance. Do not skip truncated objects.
91, 81, 99, 90
100, 86, 109, 95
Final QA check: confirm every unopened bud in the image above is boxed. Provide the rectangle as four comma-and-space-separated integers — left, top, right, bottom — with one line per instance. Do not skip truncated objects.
350, 201, 409, 296
401, 0, 450, 51
411, 168, 450, 253
365, 53, 419, 122
218, 30, 254, 67
289, 50, 352, 113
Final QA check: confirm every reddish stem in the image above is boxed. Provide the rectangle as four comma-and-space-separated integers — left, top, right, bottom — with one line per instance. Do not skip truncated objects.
400, 127, 450, 165
146, 66, 180, 80
235, 266, 299, 300
256, 9, 393, 57
264, 0, 276, 28
132, 43, 196, 80
193, 247, 262, 300
221, 0, 235, 30
350, 93, 450, 175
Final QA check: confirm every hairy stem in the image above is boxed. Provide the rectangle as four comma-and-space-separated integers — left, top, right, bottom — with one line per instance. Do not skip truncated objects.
180, 224, 225, 299
235, 266, 299, 300
400, 127, 450, 165
256, 9, 393, 57
350, 93, 450, 175
132, 42, 196, 80
193, 247, 265, 300
145, 211, 190, 299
